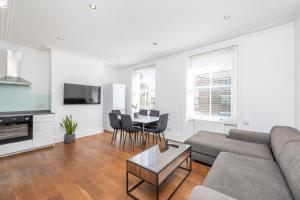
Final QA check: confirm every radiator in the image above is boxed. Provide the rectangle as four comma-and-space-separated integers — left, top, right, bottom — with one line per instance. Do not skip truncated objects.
194, 120, 236, 135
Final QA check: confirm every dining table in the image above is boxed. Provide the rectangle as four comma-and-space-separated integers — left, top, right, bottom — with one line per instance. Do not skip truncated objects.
133, 115, 159, 149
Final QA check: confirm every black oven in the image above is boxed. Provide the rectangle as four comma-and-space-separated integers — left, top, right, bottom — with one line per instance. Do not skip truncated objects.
0, 115, 33, 145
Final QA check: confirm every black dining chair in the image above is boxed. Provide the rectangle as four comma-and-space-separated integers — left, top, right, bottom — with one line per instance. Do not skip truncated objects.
112, 110, 121, 115
139, 109, 148, 116
149, 110, 160, 117
145, 110, 160, 131
121, 114, 142, 151
108, 113, 122, 144
146, 113, 169, 144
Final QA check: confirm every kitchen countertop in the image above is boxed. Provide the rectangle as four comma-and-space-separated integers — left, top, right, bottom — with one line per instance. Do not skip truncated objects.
0, 110, 54, 117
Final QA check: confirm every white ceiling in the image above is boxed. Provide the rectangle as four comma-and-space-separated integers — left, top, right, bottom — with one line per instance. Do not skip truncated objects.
1, 0, 300, 68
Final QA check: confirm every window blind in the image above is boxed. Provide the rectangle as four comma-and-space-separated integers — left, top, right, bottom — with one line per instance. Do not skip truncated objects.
190, 46, 236, 122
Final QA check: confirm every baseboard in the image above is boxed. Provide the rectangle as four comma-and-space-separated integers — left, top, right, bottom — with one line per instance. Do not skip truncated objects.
54, 128, 104, 143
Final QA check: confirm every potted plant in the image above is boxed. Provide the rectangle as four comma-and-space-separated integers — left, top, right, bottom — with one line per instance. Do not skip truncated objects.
60, 115, 78, 144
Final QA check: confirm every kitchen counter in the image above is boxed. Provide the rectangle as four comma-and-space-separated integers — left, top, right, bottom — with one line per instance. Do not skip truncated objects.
0, 110, 54, 117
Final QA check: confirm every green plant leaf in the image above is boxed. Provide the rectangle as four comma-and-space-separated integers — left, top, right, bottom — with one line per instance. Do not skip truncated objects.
60, 115, 77, 135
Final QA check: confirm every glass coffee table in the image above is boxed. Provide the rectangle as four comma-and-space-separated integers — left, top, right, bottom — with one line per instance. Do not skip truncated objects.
126, 141, 191, 200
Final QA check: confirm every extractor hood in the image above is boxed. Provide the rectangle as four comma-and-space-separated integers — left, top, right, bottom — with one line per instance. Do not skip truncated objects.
0, 50, 31, 86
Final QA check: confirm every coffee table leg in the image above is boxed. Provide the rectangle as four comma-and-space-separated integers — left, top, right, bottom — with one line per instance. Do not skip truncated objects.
126, 171, 128, 194
156, 184, 159, 200
190, 149, 192, 171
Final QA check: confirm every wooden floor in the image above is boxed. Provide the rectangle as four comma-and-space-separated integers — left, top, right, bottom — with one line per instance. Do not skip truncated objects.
0, 132, 210, 200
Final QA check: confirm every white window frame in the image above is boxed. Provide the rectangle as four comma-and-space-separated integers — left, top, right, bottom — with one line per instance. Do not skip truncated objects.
186, 45, 238, 124
132, 65, 156, 110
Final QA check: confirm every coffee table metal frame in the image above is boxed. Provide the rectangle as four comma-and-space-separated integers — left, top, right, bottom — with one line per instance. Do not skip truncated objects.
126, 147, 192, 200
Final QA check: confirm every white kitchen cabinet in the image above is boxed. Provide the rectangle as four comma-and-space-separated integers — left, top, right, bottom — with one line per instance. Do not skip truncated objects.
0, 140, 33, 156
33, 114, 54, 148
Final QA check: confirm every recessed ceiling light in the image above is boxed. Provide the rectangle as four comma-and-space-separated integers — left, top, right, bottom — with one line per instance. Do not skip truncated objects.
223, 15, 231, 20
89, 4, 97, 9
0, 0, 8, 8
153, 42, 158, 46
57, 36, 64, 40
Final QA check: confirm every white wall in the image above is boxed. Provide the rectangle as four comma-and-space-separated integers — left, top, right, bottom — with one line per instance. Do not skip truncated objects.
296, 14, 300, 129
102, 65, 118, 85
116, 23, 295, 140
51, 49, 104, 141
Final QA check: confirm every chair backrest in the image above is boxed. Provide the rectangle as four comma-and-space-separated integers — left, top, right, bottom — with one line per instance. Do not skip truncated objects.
150, 110, 160, 117
112, 110, 121, 115
109, 113, 121, 129
121, 114, 134, 132
139, 109, 148, 116
157, 114, 169, 132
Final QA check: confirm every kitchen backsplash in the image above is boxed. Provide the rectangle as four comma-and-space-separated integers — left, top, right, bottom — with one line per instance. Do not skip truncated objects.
0, 85, 50, 112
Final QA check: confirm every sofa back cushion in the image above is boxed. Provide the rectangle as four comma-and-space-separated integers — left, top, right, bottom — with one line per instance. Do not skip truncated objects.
270, 126, 300, 161
271, 126, 300, 200
277, 142, 300, 200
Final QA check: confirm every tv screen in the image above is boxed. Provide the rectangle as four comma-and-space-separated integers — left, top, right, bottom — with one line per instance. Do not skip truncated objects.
64, 83, 101, 104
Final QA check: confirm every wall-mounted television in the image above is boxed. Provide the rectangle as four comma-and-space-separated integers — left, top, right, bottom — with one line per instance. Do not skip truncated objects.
63, 83, 101, 105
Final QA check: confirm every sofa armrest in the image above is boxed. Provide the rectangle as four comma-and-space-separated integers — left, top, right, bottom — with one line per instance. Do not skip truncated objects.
228, 129, 270, 147
189, 186, 237, 200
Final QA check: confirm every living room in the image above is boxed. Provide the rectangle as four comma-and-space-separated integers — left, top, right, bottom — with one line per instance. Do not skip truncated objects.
0, 0, 299, 199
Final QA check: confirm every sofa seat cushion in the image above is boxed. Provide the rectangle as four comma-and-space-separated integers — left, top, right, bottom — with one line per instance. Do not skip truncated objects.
204, 152, 293, 200
185, 132, 273, 160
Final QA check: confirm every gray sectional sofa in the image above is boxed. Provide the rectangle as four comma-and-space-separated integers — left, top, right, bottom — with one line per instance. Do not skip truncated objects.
185, 126, 300, 200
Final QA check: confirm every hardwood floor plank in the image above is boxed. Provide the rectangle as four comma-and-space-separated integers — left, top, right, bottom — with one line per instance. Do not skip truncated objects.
0, 132, 210, 200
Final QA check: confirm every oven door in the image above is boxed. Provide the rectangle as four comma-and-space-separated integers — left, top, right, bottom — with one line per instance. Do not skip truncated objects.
0, 116, 33, 145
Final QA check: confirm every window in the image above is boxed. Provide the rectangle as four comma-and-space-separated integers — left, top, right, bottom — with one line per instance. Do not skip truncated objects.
187, 46, 237, 123
132, 66, 156, 109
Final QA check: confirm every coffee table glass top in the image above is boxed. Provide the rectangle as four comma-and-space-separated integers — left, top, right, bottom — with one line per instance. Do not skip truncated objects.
128, 142, 190, 173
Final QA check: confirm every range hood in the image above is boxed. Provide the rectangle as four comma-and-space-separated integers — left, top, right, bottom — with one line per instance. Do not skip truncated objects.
0, 50, 31, 86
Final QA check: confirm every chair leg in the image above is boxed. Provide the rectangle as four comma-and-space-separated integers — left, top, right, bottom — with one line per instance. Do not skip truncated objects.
114, 129, 118, 141
155, 134, 158, 144
119, 130, 123, 147
131, 132, 135, 152
162, 132, 165, 141
152, 133, 154, 144
123, 132, 128, 149
111, 129, 116, 144
129, 133, 132, 144
158, 133, 161, 142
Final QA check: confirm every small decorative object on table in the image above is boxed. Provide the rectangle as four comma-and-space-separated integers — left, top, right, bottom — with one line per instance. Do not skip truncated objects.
60, 115, 78, 144
131, 104, 139, 118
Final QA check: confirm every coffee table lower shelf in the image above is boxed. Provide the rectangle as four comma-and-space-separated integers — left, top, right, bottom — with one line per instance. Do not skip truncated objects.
126, 148, 191, 200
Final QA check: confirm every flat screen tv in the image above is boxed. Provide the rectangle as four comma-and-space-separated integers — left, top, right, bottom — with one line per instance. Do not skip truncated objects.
64, 83, 101, 104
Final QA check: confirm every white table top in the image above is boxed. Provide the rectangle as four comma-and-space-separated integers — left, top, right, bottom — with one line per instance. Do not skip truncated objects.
133, 115, 159, 124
